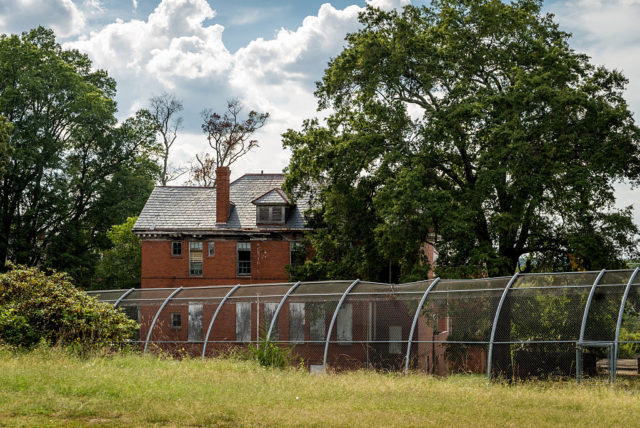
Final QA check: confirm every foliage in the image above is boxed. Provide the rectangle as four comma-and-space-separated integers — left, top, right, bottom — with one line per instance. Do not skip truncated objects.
148, 92, 188, 185
0, 27, 159, 285
283, 0, 640, 281
94, 216, 141, 290
191, 98, 269, 186
0, 264, 137, 348
248, 332, 298, 369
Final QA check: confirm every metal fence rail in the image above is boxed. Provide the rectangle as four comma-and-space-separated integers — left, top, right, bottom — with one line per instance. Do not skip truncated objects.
87, 269, 640, 382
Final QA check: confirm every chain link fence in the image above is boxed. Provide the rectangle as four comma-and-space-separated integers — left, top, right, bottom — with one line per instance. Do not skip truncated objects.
88, 268, 640, 382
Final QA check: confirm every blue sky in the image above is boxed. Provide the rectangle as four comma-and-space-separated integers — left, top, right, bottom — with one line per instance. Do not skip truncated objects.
0, 0, 638, 225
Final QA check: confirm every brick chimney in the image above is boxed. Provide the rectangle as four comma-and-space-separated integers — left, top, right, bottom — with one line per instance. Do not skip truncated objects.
216, 166, 230, 224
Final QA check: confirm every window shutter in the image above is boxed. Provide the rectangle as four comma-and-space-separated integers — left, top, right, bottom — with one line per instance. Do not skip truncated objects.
271, 206, 283, 222
258, 206, 270, 222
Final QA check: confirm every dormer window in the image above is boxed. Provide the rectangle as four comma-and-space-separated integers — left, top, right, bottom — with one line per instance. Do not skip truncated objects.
258, 206, 284, 223
252, 188, 291, 226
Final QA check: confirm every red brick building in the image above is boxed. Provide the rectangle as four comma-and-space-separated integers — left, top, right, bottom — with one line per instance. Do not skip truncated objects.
130, 166, 462, 372
133, 166, 309, 288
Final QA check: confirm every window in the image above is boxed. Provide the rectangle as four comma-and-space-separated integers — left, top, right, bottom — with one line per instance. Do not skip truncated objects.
290, 241, 306, 267
188, 303, 203, 342
171, 313, 181, 328
207, 241, 215, 257
236, 302, 251, 342
237, 242, 251, 276
308, 303, 325, 342
256, 205, 286, 224
171, 241, 182, 256
123, 305, 140, 341
258, 206, 270, 222
389, 326, 402, 354
289, 303, 305, 344
189, 242, 203, 276
263, 302, 279, 340
271, 206, 283, 222
336, 303, 352, 344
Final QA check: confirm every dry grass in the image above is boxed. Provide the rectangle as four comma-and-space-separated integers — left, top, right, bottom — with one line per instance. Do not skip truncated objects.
1, 347, 639, 427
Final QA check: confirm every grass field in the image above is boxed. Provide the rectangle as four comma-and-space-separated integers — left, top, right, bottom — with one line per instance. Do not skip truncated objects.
1, 348, 640, 427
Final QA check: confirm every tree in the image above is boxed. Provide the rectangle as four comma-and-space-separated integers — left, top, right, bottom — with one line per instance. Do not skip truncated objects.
0, 264, 137, 348
149, 92, 187, 185
94, 217, 141, 290
192, 98, 269, 186
283, 0, 640, 281
0, 27, 159, 285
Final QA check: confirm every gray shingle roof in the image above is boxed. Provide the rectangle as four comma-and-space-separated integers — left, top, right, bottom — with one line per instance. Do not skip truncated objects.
251, 188, 290, 205
133, 173, 309, 233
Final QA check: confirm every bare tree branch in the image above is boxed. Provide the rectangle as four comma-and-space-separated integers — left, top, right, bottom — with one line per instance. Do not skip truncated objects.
193, 99, 269, 186
149, 92, 184, 185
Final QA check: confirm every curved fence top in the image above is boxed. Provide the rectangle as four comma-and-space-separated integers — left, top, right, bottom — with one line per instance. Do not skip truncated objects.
87, 269, 640, 348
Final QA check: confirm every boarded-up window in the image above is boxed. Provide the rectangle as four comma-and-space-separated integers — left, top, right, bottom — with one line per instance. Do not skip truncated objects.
188, 303, 203, 342
263, 302, 279, 340
236, 302, 251, 342
389, 325, 402, 354
336, 303, 352, 344
308, 303, 325, 342
289, 303, 305, 343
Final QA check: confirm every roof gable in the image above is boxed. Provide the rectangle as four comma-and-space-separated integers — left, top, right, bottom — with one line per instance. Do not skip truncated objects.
251, 188, 291, 205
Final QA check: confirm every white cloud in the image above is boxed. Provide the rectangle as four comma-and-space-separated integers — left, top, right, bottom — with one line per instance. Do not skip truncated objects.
551, 0, 640, 224
64, 0, 368, 181
0, 0, 85, 37
66, 0, 232, 117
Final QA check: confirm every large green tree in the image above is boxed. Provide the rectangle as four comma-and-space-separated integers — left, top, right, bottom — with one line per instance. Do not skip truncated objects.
0, 27, 159, 285
94, 217, 141, 290
284, 0, 640, 281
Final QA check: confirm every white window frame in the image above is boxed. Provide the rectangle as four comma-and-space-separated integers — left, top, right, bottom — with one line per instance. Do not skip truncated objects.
189, 241, 203, 277
207, 241, 215, 257
237, 242, 251, 276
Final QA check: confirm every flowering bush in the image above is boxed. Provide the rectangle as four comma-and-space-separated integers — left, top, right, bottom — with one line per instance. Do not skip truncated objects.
0, 265, 137, 349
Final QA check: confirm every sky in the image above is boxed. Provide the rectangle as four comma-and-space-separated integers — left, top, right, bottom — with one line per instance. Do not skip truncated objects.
0, 0, 638, 225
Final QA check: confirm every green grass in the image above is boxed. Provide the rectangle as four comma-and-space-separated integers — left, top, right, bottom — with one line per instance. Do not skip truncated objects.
1, 348, 639, 427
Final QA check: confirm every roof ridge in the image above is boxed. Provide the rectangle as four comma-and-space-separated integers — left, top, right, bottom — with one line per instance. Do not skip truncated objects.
230, 172, 285, 185
155, 185, 216, 189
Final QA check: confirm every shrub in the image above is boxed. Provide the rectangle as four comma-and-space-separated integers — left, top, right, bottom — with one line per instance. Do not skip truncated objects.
248, 333, 298, 369
0, 264, 137, 349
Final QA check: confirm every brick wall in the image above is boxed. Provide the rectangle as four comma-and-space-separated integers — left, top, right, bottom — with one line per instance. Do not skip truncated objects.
141, 238, 293, 288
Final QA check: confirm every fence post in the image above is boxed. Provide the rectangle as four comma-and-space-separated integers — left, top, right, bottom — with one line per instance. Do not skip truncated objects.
323, 279, 360, 369
266, 281, 302, 343
404, 278, 440, 375
486, 272, 520, 380
612, 267, 640, 383
113, 288, 135, 309
143, 287, 183, 354
202, 284, 241, 360
576, 269, 606, 383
